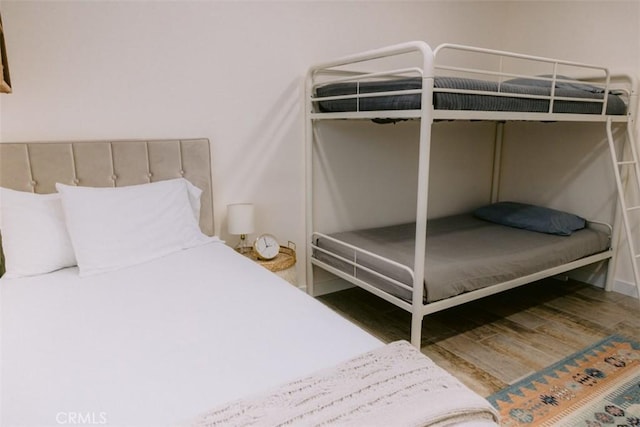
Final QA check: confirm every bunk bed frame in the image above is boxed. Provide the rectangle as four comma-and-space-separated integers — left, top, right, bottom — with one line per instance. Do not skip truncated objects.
305, 41, 639, 348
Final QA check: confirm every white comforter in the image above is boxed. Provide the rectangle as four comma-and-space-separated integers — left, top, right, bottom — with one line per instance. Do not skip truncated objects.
1, 242, 383, 426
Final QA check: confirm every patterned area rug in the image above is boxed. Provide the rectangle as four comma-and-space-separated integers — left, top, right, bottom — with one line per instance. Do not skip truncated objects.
487, 334, 640, 426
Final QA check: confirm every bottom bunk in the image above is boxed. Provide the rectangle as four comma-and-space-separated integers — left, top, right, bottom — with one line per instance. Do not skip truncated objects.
310, 203, 613, 345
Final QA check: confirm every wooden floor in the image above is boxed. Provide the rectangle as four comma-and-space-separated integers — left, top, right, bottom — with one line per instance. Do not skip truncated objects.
318, 279, 640, 397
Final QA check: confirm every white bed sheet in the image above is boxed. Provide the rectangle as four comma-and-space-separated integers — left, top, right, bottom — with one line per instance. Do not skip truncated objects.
0, 241, 382, 427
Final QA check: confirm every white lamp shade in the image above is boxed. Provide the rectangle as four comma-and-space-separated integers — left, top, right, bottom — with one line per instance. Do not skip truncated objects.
227, 203, 255, 235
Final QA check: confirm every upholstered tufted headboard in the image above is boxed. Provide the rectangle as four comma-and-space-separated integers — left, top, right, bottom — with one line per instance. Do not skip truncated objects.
0, 138, 215, 275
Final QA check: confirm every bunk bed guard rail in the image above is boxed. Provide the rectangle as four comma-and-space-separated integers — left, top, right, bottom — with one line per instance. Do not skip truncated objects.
307, 42, 633, 122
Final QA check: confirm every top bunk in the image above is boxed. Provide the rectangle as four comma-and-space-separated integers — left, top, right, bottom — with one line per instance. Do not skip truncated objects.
306, 41, 637, 123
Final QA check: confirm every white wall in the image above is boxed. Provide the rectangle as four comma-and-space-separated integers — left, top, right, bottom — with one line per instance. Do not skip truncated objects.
0, 1, 638, 292
497, 1, 640, 295
312, 120, 497, 234
0, 0, 508, 285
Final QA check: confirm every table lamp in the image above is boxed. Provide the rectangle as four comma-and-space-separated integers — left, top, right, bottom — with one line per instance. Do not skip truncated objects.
227, 203, 255, 253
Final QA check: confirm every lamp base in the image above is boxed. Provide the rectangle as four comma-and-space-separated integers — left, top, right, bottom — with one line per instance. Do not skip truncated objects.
234, 234, 251, 254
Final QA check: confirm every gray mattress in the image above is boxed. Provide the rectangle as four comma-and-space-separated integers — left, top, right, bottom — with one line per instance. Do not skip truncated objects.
313, 214, 610, 303
315, 77, 627, 116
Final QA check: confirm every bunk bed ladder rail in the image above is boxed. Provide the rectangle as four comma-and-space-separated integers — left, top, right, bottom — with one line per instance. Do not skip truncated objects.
606, 118, 640, 298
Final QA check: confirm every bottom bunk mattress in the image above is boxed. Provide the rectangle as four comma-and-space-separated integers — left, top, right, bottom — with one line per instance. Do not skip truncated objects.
313, 213, 610, 303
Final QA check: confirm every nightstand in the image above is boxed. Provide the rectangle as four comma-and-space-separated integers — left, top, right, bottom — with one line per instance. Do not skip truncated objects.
240, 242, 297, 286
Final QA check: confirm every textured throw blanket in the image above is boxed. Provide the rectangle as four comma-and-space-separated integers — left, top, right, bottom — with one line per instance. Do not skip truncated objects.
192, 341, 499, 427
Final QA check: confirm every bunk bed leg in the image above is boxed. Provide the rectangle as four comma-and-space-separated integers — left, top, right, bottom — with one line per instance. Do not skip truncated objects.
490, 122, 505, 203
411, 312, 422, 348
605, 207, 623, 292
305, 69, 315, 297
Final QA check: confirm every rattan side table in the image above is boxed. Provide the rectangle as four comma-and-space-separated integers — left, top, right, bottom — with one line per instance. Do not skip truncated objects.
240, 241, 297, 286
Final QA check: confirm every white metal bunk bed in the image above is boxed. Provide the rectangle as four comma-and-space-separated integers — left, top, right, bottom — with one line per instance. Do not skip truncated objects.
305, 41, 639, 348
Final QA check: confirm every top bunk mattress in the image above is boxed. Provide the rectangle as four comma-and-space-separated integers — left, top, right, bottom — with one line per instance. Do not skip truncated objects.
313, 213, 610, 303
315, 76, 627, 116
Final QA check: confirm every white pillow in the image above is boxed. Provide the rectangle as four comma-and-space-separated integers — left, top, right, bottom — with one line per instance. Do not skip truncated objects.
56, 179, 213, 277
185, 179, 203, 223
0, 187, 77, 278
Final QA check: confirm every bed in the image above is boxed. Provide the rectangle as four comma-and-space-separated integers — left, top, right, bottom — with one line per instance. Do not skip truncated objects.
314, 213, 611, 304
308, 43, 634, 122
0, 139, 499, 426
305, 42, 639, 347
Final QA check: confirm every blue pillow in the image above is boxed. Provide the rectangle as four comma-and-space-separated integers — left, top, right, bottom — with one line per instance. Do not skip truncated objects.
473, 201, 586, 236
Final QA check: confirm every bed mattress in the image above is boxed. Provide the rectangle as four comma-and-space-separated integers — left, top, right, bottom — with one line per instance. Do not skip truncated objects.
314, 214, 610, 303
315, 76, 627, 115
0, 242, 383, 427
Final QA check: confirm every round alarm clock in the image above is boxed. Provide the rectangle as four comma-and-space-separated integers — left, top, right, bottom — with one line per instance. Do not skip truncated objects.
254, 233, 280, 260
